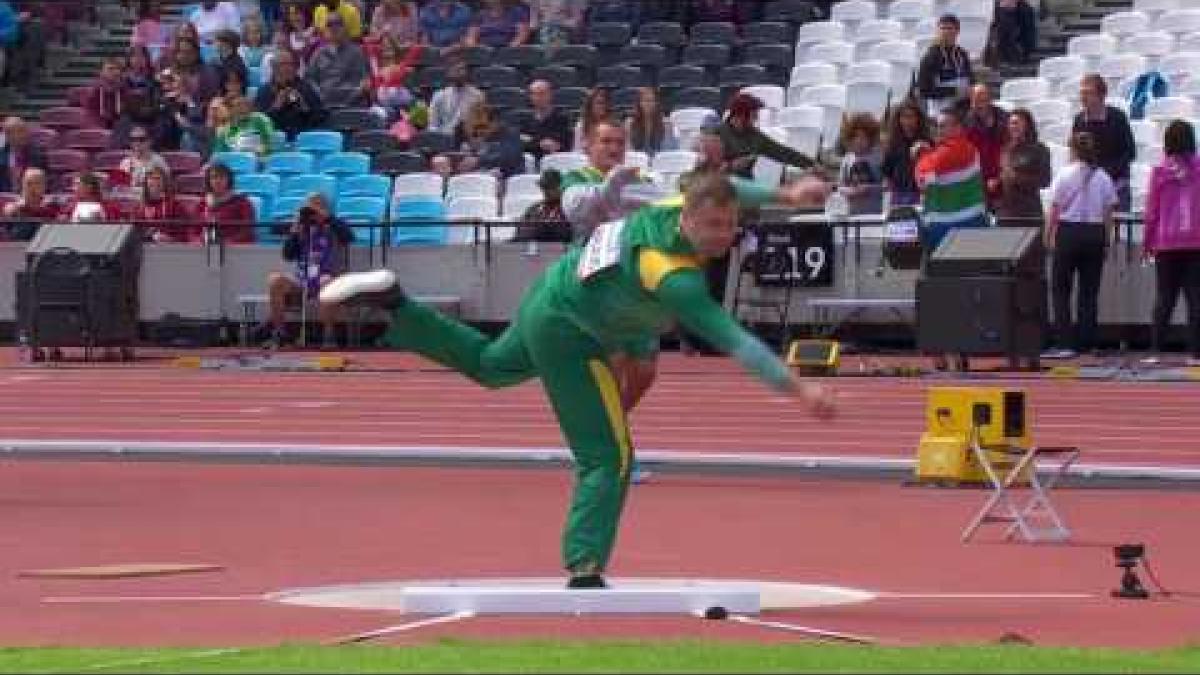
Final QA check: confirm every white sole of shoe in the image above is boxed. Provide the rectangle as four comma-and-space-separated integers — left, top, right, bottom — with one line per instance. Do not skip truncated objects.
319, 269, 398, 304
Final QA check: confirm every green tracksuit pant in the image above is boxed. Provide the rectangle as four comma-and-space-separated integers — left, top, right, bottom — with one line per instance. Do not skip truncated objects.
381, 282, 633, 575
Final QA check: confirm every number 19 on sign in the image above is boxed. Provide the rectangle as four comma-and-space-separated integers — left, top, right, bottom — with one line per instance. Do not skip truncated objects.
752, 223, 835, 287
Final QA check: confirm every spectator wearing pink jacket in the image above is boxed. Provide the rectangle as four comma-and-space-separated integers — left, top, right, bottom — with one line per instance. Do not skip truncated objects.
1144, 120, 1200, 363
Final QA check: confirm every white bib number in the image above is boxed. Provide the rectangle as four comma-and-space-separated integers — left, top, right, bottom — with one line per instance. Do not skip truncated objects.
576, 219, 626, 280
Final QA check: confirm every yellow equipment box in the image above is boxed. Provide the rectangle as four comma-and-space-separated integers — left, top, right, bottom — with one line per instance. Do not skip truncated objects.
915, 387, 1032, 484
786, 339, 840, 375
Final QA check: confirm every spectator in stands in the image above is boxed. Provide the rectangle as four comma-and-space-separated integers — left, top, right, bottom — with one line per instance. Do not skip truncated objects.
561, 120, 662, 241
167, 36, 223, 109
214, 29, 249, 95
521, 79, 570, 160
256, 49, 325, 140
221, 63, 248, 98
0, 116, 46, 194
881, 101, 932, 207
126, 45, 158, 97
2, 1, 45, 93
964, 84, 1008, 205
199, 96, 232, 155
214, 94, 277, 156
1, 168, 57, 241
156, 67, 206, 151
513, 168, 570, 242
686, 121, 730, 179
282, 1, 320, 64
994, 107, 1051, 228
419, 0, 473, 51
914, 104, 988, 246
118, 126, 171, 197
837, 112, 885, 216
239, 16, 267, 68
468, 0, 532, 48
585, 0, 639, 29
60, 173, 122, 223
83, 57, 131, 129
916, 14, 974, 118
433, 101, 524, 177
262, 192, 354, 349
131, 0, 170, 60
306, 13, 371, 109
371, 0, 421, 44
1043, 131, 1118, 360
190, 0, 241, 46
1144, 120, 1200, 365
1073, 74, 1136, 212
198, 162, 256, 243
132, 166, 191, 242
993, 0, 1037, 66
574, 86, 614, 151
427, 59, 484, 133
914, 104, 988, 371
528, 0, 585, 46
717, 93, 816, 179
368, 34, 419, 123
626, 87, 678, 155
313, 0, 364, 40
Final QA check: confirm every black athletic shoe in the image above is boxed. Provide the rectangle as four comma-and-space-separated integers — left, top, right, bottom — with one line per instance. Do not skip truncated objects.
319, 269, 408, 310
566, 574, 608, 589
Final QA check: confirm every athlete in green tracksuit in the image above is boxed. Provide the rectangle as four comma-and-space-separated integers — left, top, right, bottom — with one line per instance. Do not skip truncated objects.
321, 174, 834, 588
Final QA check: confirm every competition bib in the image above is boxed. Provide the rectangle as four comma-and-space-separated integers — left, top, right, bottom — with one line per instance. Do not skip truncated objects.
576, 219, 626, 280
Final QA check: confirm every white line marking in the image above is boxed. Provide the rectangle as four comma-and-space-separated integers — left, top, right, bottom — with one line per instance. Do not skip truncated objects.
69, 648, 245, 673
42, 594, 263, 604
327, 611, 476, 645
725, 614, 880, 645
876, 592, 1095, 600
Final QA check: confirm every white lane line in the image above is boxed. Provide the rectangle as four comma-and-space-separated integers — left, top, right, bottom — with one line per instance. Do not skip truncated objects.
326, 611, 476, 645
876, 592, 1095, 600
42, 594, 263, 604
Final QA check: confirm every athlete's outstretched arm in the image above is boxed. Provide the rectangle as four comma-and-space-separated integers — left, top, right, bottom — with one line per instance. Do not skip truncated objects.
643, 255, 834, 415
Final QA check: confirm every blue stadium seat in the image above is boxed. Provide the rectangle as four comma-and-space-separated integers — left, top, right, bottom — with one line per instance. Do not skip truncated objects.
390, 197, 448, 246
271, 194, 307, 222
271, 131, 289, 151
295, 130, 345, 156
242, 193, 283, 244
318, 151, 371, 178
339, 174, 392, 201
265, 151, 316, 177
336, 196, 388, 245
280, 174, 337, 204
236, 172, 282, 196
210, 151, 257, 174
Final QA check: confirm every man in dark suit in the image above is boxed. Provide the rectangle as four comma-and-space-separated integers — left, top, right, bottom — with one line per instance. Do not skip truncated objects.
0, 116, 47, 194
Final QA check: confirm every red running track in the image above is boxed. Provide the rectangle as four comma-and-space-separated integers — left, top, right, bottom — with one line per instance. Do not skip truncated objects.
1, 349, 1199, 648
1, 351, 1198, 467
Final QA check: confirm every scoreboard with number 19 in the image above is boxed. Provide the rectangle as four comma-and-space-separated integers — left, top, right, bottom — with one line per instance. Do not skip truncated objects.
750, 221, 835, 287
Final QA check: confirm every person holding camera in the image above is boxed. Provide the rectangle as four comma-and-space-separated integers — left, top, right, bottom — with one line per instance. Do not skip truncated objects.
253, 48, 326, 141
261, 193, 354, 349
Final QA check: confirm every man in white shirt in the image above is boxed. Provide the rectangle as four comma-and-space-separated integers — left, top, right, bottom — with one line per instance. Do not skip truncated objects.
427, 59, 484, 133
189, 0, 241, 45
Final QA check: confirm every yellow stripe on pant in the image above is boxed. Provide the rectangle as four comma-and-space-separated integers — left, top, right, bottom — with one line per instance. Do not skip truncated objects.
587, 359, 632, 478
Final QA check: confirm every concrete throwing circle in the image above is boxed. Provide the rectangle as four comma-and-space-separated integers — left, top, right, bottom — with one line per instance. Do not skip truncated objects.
266, 578, 876, 615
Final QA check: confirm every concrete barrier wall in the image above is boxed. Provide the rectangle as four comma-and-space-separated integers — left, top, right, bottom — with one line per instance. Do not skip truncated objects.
0, 235, 1179, 328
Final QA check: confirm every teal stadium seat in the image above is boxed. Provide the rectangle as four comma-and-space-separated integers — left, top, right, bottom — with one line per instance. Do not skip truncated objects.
210, 151, 257, 174
390, 197, 448, 246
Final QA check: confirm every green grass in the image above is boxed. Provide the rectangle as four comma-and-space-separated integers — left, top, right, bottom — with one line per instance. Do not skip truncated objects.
2, 641, 1199, 674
